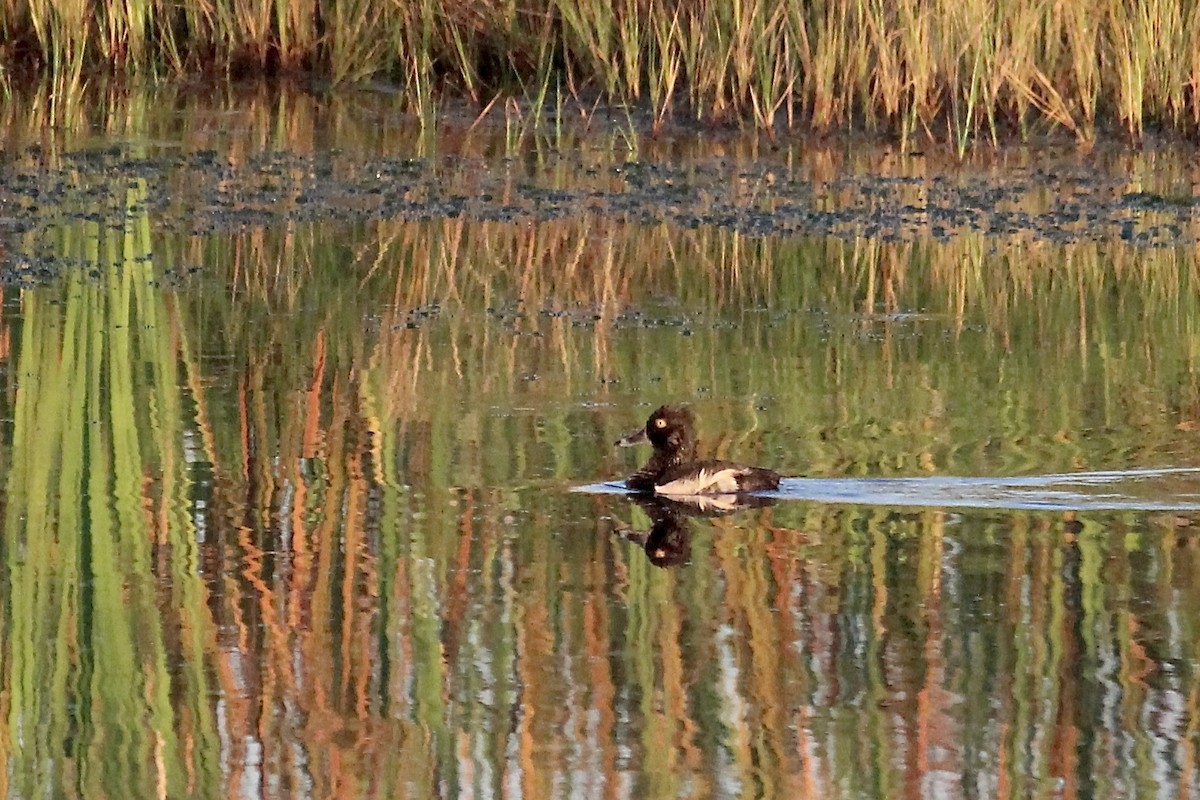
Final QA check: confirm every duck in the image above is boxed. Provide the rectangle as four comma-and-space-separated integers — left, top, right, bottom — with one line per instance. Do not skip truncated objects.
615, 404, 782, 495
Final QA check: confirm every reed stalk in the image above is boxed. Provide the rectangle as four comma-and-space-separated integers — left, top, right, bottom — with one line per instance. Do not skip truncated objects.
2, 0, 1199, 141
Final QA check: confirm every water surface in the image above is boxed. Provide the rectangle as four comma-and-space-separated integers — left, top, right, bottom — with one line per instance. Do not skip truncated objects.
1, 86, 1200, 799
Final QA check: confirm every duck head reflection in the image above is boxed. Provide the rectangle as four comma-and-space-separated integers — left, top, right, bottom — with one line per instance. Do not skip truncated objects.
613, 493, 778, 568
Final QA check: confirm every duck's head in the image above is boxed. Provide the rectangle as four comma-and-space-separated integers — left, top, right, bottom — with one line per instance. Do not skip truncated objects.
616, 405, 697, 459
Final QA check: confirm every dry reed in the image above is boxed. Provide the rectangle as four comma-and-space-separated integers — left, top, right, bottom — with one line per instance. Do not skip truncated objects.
2, 0, 1199, 142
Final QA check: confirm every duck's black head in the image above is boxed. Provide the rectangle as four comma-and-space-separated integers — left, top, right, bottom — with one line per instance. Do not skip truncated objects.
616, 405, 697, 463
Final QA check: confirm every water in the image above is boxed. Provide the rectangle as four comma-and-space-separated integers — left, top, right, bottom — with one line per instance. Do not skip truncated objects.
1, 86, 1200, 799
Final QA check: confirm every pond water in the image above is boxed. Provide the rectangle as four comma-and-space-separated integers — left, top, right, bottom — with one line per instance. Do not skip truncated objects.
2, 86, 1200, 799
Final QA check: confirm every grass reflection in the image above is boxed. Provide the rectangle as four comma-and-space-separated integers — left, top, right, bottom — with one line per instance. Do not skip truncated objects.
2, 154, 1200, 798
1, 178, 220, 797
172, 212, 1200, 481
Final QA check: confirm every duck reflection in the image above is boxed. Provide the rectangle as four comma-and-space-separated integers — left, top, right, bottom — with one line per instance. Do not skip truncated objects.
613, 493, 777, 568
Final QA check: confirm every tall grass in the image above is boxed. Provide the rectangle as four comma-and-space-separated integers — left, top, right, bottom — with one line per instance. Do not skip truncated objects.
3, 0, 1200, 141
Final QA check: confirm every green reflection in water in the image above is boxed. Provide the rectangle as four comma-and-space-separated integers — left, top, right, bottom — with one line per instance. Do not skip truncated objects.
2, 135, 1200, 800
2, 177, 220, 797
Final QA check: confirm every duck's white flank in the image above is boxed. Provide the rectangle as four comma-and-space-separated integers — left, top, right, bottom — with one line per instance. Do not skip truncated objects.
655, 467, 746, 496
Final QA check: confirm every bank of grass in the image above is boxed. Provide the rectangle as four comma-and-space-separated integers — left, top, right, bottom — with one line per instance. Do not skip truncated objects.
1, 0, 1199, 143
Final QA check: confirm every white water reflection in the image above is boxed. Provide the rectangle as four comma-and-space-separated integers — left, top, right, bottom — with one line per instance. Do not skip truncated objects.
578, 467, 1200, 511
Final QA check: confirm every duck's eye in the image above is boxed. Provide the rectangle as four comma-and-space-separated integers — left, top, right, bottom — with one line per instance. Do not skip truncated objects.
654, 418, 667, 428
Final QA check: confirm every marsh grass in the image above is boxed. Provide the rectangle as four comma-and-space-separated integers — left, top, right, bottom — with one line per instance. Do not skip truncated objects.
3, 0, 1200, 142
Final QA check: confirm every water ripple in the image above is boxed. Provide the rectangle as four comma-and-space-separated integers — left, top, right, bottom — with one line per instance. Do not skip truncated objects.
578, 467, 1200, 510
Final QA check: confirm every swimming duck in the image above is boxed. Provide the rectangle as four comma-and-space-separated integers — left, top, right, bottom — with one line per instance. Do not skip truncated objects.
616, 405, 782, 495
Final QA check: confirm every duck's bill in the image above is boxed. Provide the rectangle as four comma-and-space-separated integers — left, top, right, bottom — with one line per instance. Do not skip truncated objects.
615, 427, 648, 447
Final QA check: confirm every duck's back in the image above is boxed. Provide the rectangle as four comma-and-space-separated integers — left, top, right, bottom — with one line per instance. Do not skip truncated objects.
653, 460, 780, 495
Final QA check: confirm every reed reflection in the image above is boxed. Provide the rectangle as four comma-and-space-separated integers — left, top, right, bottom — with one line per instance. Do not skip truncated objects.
5, 100, 1200, 800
